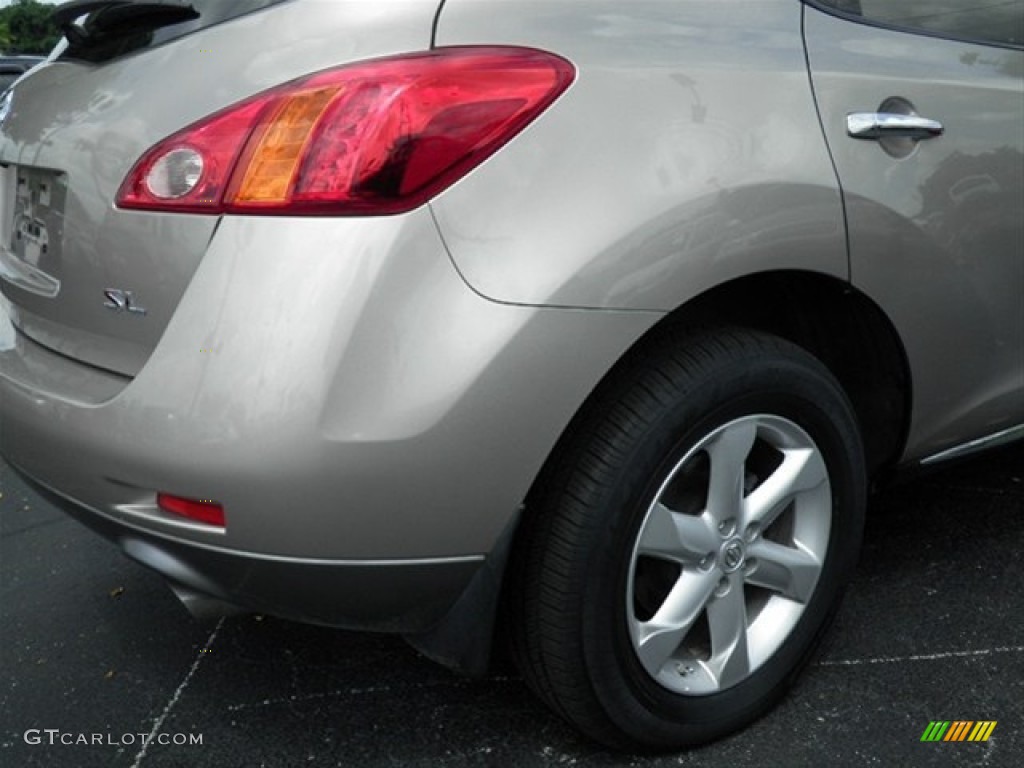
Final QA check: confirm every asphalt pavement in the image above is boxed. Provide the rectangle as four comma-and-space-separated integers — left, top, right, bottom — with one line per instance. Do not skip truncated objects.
2, 444, 1022, 767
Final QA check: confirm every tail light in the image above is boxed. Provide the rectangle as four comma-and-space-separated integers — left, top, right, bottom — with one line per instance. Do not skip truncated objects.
116, 47, 575, 216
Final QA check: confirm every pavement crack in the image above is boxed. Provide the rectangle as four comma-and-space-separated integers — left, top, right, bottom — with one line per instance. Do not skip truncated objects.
817, 644, 1024, 667
225, 675, 516, 713
0, 516, 68, 538
129, 617, 224, 766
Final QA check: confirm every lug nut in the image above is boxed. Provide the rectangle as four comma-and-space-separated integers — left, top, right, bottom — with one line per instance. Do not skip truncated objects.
675, 663, 695, 677
714, 577, 730, 597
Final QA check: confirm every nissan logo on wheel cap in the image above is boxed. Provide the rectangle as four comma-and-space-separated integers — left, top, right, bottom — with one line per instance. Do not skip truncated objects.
721, 540, 745, 573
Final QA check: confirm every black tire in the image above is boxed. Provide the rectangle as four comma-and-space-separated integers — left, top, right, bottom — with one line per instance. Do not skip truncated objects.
507, 326, 865, 751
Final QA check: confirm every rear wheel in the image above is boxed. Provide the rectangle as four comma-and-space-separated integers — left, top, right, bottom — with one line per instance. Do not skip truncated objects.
508, 327, 865, 750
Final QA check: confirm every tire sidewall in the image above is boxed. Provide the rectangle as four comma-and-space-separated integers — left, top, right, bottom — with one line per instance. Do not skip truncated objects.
580, 351, 865, 747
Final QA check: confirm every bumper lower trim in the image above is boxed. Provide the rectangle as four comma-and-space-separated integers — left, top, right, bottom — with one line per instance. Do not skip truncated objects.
11, 462, 484, 634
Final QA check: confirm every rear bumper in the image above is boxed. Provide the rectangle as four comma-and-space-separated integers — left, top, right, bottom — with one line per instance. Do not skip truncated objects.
0, 208, 660, 631
11, 461, 481, 632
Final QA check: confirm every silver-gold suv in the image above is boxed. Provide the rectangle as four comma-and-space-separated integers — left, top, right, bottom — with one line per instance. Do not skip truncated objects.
1, 0, 1021, 751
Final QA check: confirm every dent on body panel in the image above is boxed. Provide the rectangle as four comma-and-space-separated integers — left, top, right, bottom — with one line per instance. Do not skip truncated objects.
432, 0, 847, 309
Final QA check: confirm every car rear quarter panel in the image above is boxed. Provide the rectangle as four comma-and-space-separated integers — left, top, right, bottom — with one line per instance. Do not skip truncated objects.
432, 0, 848, 309
0, 208, 660, 559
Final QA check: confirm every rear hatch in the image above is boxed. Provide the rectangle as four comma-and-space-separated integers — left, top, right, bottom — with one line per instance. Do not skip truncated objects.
0, 0, 439, 376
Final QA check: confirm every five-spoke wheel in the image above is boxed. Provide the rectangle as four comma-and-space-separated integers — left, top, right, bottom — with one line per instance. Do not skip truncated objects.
508, 328, 865, 750
628, 414, 830, 695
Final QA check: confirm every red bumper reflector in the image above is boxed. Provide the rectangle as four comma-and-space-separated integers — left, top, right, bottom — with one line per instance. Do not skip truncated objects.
157, 493, 226, 527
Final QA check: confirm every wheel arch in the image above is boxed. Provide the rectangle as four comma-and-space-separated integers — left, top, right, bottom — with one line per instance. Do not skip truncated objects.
532, 269, 911, 494
411, 269, 911, 676
654, 270, 912, 478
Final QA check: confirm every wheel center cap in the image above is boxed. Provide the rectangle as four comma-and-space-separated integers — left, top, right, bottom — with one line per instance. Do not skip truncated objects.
720, 538, 745, 573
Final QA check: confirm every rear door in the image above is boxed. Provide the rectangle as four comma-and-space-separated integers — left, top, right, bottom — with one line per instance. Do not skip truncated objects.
803, 1, 1024, 460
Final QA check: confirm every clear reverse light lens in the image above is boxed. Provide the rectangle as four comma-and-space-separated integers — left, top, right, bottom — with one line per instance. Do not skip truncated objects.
145, 148, 204, 199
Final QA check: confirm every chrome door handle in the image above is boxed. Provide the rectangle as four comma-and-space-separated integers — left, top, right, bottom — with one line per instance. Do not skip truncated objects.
846, 112, 943, 140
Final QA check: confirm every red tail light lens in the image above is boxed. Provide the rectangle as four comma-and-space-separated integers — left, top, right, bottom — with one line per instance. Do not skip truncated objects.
117, 47, 575, 216
157, 493, 226, 527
